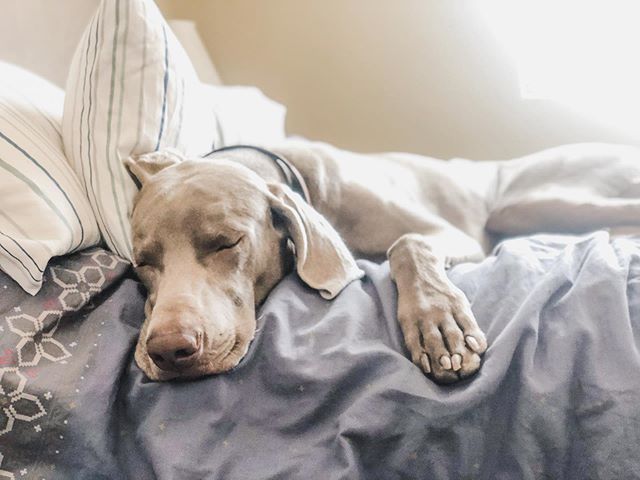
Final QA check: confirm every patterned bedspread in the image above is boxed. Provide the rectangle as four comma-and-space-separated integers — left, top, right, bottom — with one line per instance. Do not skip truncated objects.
0, 248, 131, 479
1, 233, 640, 479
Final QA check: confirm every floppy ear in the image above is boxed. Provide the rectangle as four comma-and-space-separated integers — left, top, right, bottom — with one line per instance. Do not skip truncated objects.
123, 148, 185, 186
267, 183, 364, 299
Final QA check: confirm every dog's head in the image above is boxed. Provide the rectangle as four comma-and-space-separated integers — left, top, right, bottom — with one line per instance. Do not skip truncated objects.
125, 150, 362, 381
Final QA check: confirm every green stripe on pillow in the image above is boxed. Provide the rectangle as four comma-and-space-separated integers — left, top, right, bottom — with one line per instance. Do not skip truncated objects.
62, 0, 218, 261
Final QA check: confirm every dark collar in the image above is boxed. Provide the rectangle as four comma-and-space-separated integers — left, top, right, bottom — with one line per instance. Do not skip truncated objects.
203, 145, 312, 205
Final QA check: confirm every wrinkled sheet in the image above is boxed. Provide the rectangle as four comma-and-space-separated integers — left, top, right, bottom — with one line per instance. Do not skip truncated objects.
2, 233, 640, 479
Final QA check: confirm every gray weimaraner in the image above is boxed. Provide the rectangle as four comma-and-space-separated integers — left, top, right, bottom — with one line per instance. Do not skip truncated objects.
125, 142, 640, 383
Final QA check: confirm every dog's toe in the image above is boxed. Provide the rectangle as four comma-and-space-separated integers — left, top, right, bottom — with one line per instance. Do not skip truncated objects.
458, 350, 482, 379
424, 348, 481, 384
452, 302, 487, 354
429, 357, 463, 384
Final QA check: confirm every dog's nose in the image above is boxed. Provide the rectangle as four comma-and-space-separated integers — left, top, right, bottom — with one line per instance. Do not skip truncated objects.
146, 333, 201, 372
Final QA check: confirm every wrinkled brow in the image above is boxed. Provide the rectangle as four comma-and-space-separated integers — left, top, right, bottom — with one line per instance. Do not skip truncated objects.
181, 207, 228, 232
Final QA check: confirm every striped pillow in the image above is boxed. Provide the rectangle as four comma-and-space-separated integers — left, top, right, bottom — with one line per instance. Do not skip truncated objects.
62, 0, 218, 261
0, 62, 100, 295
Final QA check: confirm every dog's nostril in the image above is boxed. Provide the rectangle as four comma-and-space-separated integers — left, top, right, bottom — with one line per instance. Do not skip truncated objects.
175, 348, 194, 359
150, 353, 165, 365
147, 333, 201, 371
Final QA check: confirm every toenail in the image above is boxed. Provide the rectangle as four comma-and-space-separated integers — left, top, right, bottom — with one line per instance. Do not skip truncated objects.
466, 335, 480, 352
439, 355, 452, 370
451, 354, 462, 371
420, 353, 431, 373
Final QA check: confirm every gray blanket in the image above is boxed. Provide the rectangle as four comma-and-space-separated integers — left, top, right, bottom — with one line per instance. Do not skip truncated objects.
2, 233, 640, 479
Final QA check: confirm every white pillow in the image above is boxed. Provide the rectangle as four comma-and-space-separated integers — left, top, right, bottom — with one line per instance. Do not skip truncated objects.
62, 0, 218, 261
0, 61, 100, 295
204, 84, 287, 147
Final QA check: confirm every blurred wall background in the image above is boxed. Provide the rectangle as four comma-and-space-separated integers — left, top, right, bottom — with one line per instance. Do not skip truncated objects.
1, 0, 637, 160
159, 0, 640, 159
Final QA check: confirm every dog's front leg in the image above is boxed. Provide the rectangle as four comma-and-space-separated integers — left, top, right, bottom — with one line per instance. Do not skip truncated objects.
388, 233, 487, 383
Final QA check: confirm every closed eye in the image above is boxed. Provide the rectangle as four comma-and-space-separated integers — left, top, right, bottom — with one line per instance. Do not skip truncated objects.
200, 235, 244, 254
134, 256, 163, 272
133, 254, 154, 268
133, 261, 160, 284
133, 241, 163, 270
214, 236, 244, 252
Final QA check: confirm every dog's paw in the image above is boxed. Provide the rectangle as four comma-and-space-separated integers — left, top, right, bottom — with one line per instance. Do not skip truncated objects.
398, 287, 487, 384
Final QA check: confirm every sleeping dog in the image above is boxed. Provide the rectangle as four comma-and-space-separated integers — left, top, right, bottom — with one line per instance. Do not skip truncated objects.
125, 142, 640, 383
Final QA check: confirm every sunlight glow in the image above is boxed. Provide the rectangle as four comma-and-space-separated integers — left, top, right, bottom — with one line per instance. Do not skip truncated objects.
479, 0, 640, 134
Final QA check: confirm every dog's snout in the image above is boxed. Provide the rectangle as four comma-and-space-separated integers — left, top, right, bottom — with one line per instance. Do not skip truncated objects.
147, 333, 201, 372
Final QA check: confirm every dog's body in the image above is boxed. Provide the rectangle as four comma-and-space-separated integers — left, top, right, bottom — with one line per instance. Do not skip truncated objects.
126, 142, 640, 383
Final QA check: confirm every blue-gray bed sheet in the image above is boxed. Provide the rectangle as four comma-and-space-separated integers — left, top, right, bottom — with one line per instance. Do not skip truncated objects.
1, 232, 640, 479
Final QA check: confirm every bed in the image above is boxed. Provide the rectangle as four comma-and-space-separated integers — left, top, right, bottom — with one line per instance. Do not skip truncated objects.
3, 233, 640, 479
2, 2, 640, 479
